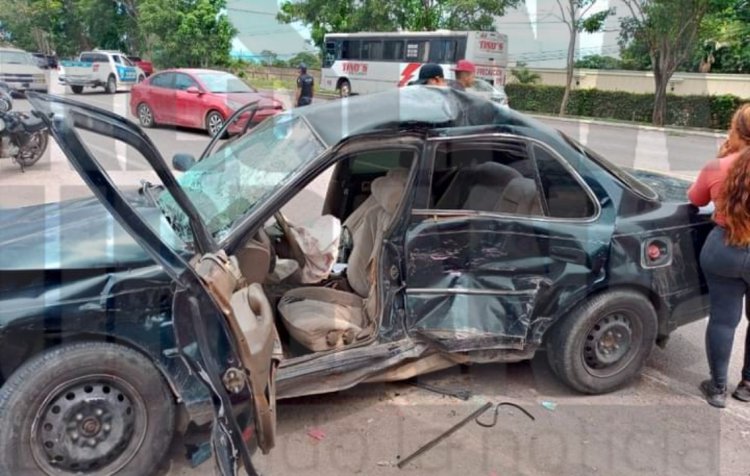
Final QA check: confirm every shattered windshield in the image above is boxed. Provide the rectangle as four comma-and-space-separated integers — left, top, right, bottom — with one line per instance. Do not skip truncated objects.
157, 113, 325, 241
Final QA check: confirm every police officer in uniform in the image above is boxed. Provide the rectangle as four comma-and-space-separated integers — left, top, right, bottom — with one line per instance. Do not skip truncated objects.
296, 63, 314, 107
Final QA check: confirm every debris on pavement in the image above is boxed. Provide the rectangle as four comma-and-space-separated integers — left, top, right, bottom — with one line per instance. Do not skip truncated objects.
306, 427, 326, 442
397, 401, 535, 469
541, 400, 558, 411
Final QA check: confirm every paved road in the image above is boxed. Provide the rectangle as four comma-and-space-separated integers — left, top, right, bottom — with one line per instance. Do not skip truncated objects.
2, 82, 748, 476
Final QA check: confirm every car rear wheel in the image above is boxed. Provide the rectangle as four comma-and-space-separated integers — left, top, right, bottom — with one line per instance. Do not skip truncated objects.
71, 85, 83, 95
205, 110, 225, 137
105, 75, 117, 94
137, 75, 145, 83
0, 342, 175, 476
546, 290, 658, 394
137, 103, 156, 128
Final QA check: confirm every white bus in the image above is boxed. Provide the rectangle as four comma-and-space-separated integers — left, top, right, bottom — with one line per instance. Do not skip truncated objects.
321, 31, 508, 97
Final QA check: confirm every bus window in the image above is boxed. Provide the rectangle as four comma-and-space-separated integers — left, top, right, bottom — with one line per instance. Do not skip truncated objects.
342, 40, 361, 60
383, 40, 405, 61
429, 38, 458, 63
362, 40, 384, 60
405, 41, 428, 62
324, 41, 336, 67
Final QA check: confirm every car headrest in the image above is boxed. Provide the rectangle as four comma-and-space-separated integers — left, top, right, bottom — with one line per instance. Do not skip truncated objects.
371, 174, 406, 214
386, 167, 410, 183
471, 161, 521, 186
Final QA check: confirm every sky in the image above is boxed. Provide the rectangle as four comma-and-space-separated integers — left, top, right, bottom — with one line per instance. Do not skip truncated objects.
229, 0, 625, 67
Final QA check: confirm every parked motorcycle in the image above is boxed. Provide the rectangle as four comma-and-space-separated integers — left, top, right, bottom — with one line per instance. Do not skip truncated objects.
0, 82, 49, 171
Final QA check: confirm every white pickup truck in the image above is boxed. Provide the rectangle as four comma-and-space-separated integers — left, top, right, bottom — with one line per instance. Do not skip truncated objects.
59, 50, 145, 94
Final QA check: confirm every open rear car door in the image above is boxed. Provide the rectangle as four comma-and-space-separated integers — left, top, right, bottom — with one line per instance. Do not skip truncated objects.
26, 93, 280, 476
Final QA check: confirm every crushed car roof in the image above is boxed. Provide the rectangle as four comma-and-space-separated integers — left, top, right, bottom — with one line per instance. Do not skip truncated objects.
294, 86, 541, 146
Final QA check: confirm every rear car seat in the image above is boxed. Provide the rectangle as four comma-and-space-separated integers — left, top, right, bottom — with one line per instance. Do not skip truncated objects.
437, 162, 543, 215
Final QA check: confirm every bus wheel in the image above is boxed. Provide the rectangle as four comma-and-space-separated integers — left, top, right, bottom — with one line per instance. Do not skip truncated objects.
339, 80, 351, 98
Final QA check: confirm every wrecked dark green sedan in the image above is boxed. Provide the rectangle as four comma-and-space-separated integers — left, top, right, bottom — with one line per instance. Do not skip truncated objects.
0, 87, 712, 475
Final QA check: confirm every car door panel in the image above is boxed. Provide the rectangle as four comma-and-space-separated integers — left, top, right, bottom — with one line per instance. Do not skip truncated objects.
27, 93, 278, 475
403, 136, 613, 353
405, 214, 610, 350
174, 73, 205, 128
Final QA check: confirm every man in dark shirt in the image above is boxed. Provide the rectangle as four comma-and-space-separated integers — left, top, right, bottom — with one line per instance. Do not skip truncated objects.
296, 63, 314, 107
408, 63, 447, 86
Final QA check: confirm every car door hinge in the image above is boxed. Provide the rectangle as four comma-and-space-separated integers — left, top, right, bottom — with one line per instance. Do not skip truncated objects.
222, 367, 247, 394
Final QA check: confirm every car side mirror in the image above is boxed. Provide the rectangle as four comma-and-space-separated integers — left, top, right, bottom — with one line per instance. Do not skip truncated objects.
186, 86, 202, 95
172, 153, 196, 172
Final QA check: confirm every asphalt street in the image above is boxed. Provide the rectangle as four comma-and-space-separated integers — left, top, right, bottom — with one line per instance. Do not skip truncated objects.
1, 78, 747, 476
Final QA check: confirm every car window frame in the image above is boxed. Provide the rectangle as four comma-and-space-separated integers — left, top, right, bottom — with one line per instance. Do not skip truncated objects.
413, 133, 601, 224
174, 72, 199, 91
149, 72, 175, 89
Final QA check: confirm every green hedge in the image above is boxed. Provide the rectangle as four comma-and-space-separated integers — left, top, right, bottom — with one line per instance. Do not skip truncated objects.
505, 84, 746, 130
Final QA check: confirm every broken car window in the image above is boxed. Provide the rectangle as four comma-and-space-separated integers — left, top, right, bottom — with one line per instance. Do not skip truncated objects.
158, 113, 325, 241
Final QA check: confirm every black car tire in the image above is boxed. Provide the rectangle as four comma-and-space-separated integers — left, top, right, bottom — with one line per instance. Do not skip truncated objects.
546, 290, 658, 394
0, 342, 175, 476
137, 74, 145, 83
137, 103, 156, 128
71, 85, 84, 94
105, 75, 117, 94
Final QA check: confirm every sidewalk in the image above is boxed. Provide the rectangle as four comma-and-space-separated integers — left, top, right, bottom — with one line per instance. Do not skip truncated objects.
500, 112, 724, 139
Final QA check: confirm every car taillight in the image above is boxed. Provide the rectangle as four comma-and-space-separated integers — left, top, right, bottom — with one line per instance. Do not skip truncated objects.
93, 64, 99, 72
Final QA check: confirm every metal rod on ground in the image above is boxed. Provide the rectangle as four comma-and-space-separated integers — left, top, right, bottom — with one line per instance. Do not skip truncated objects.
397, 402, 493, 469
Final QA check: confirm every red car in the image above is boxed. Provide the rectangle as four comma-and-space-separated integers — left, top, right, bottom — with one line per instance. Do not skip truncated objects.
129, 69, 284, 136
127, 56, 154, 76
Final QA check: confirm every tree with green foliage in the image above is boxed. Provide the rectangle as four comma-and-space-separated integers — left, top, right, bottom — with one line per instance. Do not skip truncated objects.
620, 0, 730, 126
574, 54, 622, 69
555, 0, 613, 116
510, 62, 541, 84
288, 51, 322, 69
139, 0, 236, 68
0, 0, 140, 56
277, 0, 522, 50
689, 0, 750, 73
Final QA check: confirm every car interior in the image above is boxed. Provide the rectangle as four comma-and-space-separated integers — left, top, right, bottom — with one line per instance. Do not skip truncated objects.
230, 148, 415, 358
230, 139, 596, 360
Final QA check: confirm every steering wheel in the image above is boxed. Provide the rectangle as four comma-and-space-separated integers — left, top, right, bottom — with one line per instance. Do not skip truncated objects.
274, 211, 306, 267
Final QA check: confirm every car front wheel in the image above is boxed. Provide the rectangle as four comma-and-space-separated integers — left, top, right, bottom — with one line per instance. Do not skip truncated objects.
546, 290, 658, 394
0, 342, 175, 476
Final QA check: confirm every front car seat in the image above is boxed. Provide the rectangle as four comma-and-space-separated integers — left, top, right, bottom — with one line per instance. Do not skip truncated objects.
277, 173, 407, 352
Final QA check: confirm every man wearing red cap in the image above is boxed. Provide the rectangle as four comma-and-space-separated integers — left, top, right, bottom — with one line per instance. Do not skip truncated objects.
450, 60, 476, 91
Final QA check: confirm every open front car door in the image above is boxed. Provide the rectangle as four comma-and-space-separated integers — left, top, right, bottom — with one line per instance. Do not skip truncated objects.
27, 93, 280, 476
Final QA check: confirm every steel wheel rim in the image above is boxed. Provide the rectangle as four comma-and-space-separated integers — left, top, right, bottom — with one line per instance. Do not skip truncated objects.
581, 310, 642, 378
108, 78, 116, 91
30, 375, 148, 475
208, 113, 223, 136
340, 83, 350, 97
138, 104, 152, 126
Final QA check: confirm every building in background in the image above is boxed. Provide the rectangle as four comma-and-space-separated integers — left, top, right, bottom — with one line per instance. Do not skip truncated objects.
495, 0, 623, 68
227, 0, 316, 62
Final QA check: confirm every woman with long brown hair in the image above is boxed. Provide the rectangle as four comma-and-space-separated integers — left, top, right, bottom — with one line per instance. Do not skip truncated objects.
688, 103, 750, 408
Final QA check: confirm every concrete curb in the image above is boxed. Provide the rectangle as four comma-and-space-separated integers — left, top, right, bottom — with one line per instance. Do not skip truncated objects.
527, 113, 726, 139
